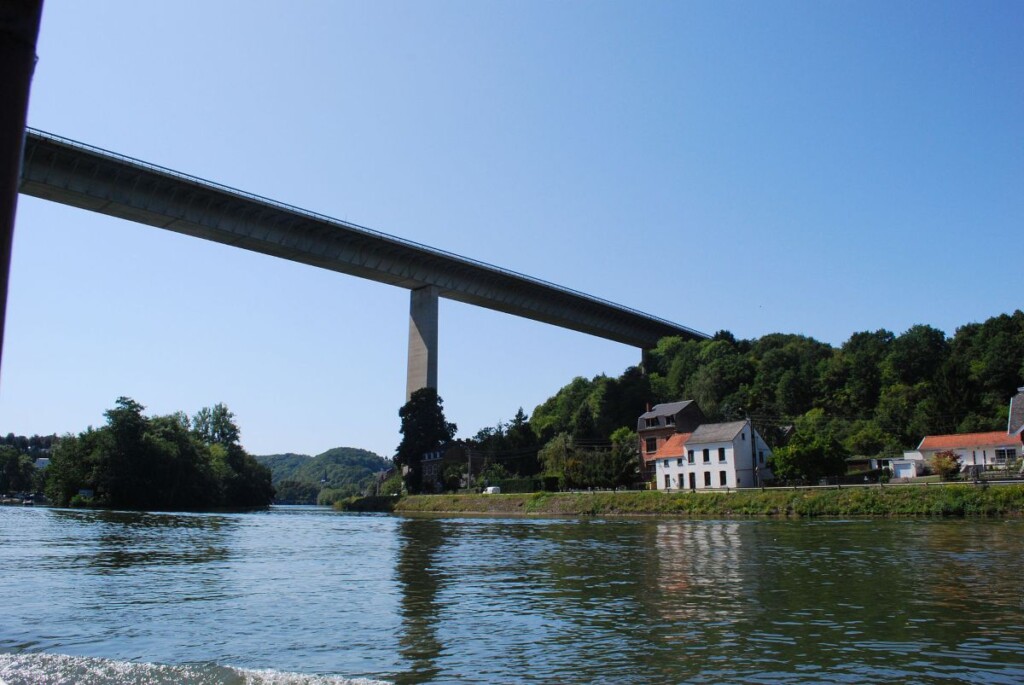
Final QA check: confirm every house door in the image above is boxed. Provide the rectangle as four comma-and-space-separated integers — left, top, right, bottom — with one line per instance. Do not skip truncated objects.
688, 473, 696, 491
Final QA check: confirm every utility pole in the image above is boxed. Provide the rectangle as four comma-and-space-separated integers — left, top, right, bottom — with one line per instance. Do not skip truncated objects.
0, 1, 44, 382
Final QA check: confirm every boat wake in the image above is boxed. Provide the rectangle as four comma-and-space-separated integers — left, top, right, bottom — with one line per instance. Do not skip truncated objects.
0, 652, 391, 685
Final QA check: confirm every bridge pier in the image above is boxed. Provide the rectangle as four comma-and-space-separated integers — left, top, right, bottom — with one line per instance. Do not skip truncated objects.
406, 285, 439, 401
0, 1, 44, 382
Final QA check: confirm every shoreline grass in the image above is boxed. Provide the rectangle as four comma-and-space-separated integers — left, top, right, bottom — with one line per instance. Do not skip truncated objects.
337, 483, 1024, 518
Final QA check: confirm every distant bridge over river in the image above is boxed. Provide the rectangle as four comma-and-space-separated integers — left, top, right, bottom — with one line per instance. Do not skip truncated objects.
16, 128, 707, 397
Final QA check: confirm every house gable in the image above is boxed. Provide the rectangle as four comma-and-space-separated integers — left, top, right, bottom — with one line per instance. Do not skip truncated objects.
1009, 387, 1024, 436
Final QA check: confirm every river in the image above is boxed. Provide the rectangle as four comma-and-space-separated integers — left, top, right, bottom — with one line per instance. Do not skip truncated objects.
1, 506, 1023, 684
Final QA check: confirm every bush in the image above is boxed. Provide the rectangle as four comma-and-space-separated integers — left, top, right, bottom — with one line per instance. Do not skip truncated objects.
931, 450, 962, 481
379, 473, 405, 496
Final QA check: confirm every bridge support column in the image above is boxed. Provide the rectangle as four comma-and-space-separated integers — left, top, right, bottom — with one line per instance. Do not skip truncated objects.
406, 285, 439, 401
0, 1, 44, 382
640, 347, 653, 374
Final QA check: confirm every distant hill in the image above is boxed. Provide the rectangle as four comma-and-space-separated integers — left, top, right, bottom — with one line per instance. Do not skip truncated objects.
254, 447, 391, 503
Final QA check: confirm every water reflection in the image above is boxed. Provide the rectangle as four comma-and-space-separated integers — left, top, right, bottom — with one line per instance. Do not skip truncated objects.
46, 508, 233, 572
654, 521, 751, 624
393, 518, 449, 685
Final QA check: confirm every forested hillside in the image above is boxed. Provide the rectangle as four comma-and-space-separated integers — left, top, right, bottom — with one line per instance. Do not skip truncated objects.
254, 447, 390, 504
528, 310, 1024, 459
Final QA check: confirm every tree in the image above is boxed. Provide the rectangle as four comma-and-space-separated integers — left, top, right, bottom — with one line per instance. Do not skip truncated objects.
0, 445, 35, 492
608, 427, 640, 488
882, 325, 949, 387
931, 450, 961, 481
769, 416, 848, 485
192, 403, 241, 446
395, 388, 457, 493
538, 433, 574, 489
44, 397, 272, 509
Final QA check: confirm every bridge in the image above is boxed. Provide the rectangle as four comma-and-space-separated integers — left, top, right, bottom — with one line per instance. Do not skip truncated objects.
14, 128, 707, 398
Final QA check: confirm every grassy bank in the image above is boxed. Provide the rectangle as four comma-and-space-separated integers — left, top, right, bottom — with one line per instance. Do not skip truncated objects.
337, 484, 1024, 517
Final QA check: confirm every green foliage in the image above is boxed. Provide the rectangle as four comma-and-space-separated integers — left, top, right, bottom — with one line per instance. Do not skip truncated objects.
274, 479, 320, 504
527, 310, 1024, 460
931, 450, 962, 481
379, 472, 405, 496
768, 414, 848, 484
0, 445, 36, 493
1, 433, 56, 458
191, 403, 240, 446
44, 397, 273, 510
535, 429, 639, 490
254, 447, 391, 502
391, 483, 1024, 518
476, 461, 510, 487
395, 388, 457, 494
335, 495, 398, 512
471, 407, 542, 477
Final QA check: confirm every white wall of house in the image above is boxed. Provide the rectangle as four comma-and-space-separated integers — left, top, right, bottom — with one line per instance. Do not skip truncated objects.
921, 445, 1020, 471
655, 456, 688, 490
654, 425, 773, 491
891, 459, 924, 479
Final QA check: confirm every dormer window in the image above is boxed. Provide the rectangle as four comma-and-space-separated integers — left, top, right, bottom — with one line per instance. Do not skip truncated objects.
645, 418, 659, 428
665, 416, 675, 425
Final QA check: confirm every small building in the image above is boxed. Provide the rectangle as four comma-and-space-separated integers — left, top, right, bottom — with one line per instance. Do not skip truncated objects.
916, 432, 1021, 472
646, 432, 691, 490
420, 443, 471, 493
637, 400, 705, 481
891, 452, 926, 479
653, 420, 773, 491
846, 456, 893, 473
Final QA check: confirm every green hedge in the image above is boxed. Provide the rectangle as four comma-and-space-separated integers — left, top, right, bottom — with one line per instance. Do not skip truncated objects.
337, 484, 1024, 517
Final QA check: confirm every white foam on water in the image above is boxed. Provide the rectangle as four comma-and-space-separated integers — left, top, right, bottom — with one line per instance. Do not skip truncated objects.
0, 653, 391, 685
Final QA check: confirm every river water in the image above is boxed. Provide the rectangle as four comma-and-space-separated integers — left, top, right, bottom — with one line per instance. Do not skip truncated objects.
1, 506, 1023, 684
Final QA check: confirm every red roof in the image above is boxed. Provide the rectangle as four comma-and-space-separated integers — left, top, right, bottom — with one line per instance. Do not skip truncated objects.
644, 433, 691, 463
918, 431, 1019, 451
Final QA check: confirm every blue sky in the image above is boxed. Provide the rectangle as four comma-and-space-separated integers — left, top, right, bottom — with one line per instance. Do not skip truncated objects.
2, 1, 1021, 458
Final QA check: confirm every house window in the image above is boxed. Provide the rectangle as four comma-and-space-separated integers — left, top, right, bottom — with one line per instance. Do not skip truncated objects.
646, 438, 657, 453
664, 474, 670, 489
677, 458, 683, 467
995, 448, 1016, 465
741, 432, 746, 441
758, 450, 765, 464
664, 459, 670, 468
703, 472, 711, 487
718, 447, 726, 462
645, 418, 659, 428
688, 450, 695, 464
665, 415, 675, 425
703, 448, 710, 463
720, 471, 727, 486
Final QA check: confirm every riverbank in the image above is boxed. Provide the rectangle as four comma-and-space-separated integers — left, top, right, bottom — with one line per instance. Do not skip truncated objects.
338, 483, 1024, 517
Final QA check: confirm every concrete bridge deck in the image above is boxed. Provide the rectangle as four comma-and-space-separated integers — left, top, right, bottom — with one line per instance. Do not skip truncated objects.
18, 128, 708, 396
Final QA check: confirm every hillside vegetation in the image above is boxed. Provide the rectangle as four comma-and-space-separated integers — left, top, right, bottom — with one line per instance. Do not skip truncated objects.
255, 447, 389, 504
526, 311, 1024, 467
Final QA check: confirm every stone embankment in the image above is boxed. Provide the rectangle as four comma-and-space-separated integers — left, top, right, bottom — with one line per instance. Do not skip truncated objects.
338, 483, 1024, 517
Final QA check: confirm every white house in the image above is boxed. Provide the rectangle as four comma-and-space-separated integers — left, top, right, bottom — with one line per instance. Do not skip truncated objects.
654, 420, 772, 491
916, 431, 1021, 472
